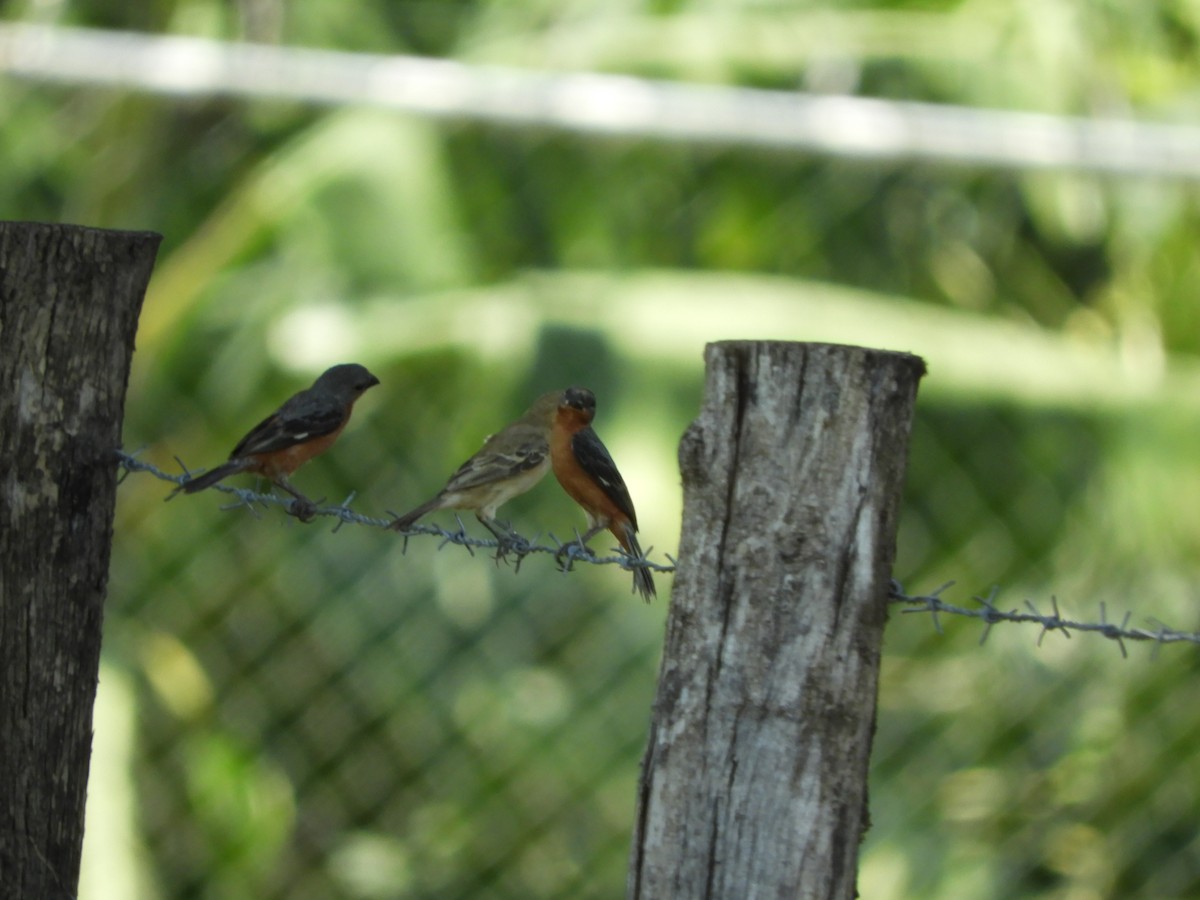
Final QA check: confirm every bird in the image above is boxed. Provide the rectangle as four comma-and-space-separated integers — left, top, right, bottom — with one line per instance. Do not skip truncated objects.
550, 386, 655, 601
388, 389, 564, 542
179, 363, 380, 510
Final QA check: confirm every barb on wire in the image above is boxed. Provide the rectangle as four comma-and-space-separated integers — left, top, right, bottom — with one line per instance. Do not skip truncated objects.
889, 580, 1200, 656
114, 449, 675, 577
116, 450, 1200, 651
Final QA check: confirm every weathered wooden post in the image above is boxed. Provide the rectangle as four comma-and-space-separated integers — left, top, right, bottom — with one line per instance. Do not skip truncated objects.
0, 222, 159, 899
628, 340, 924, 899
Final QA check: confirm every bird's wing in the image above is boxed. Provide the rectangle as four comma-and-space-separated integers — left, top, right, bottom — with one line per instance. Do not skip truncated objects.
230, 393, 346, 457
570, 427, 638, 529
443, 436, 548, 493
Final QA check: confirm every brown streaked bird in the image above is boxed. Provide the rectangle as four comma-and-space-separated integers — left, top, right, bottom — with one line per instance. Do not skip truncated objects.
550, 386, 655, 601
180, 363, 380, 506
389, 389, 564, 540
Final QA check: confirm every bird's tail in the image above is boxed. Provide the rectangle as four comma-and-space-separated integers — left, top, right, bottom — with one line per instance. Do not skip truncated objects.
180, 459, 249, 494
618, 524, 657, 602
389, 497, 444, 532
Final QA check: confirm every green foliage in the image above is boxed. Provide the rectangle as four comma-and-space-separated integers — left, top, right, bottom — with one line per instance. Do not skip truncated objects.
6, 0, 1200, 896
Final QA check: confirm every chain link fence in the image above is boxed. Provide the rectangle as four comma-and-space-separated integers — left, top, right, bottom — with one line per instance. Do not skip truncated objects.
104, 357, 1200, 900
4, 16, 1197, 900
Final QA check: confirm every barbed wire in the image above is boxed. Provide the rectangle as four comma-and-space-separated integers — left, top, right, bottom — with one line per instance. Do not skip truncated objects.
113, 449, 676, 577
115, 450, 1200, 651
888, 580, 1200, 656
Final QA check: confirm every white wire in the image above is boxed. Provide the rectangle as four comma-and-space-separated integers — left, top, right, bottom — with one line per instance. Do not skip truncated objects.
3, 23, 1200, 177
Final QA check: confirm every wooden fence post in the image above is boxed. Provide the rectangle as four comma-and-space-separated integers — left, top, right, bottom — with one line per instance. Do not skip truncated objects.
628, 340, 925, 900
0, 222, 159, 899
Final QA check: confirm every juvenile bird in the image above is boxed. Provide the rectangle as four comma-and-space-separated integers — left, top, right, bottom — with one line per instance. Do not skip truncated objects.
389, 390, 564, 541
180, 363, 380, 509
550, 387, 655, 601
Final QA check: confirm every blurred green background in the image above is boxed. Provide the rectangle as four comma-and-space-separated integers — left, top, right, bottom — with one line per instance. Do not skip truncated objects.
4, 1, 1200, 897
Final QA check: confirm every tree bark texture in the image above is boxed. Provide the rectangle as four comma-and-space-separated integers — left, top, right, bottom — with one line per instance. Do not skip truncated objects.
0, 222, 159, 900
628, 340, 925, 900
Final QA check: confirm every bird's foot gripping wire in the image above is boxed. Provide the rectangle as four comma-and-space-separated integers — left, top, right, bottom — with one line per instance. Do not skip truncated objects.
494, 533, 534, 569
280, 492, 323, 523
270, 475, 322, 523
478, 518, 531, 568
553, 534, 597, 573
